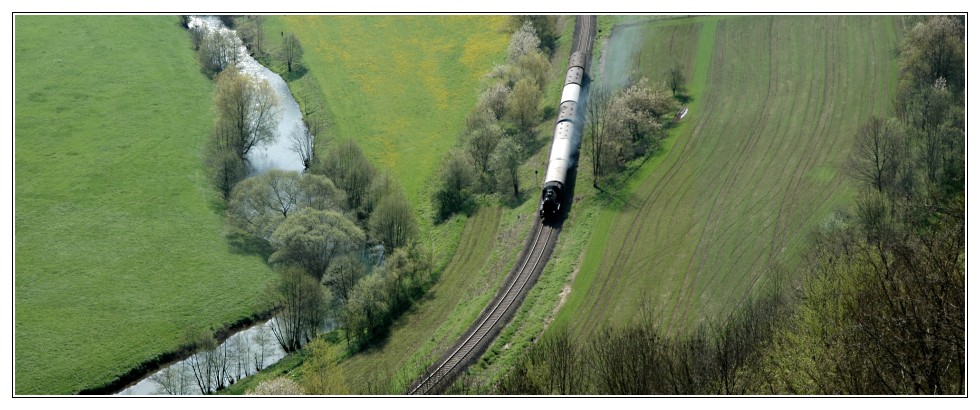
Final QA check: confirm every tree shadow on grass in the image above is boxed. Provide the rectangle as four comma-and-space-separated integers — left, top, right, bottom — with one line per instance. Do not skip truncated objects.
226, 230, 274, 262
281, 64, 309, 82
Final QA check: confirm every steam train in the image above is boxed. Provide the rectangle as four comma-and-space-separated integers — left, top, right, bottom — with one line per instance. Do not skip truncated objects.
539, 51, 587, 220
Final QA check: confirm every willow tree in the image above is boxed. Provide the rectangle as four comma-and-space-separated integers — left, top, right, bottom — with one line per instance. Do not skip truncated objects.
369, 188, 418, 251
212, 67, 279, 161
268, 208, 366, 279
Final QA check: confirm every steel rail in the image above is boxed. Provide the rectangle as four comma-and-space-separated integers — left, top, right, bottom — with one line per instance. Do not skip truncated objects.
409, 223, 554, 394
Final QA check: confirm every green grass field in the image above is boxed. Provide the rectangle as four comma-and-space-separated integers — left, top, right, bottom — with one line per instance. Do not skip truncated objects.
265, 16, 511, 218
14, 16, 276, 394
555, 15, 902, 337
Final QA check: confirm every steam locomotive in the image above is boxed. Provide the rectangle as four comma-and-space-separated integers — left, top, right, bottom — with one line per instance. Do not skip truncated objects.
539, 51, 586, 220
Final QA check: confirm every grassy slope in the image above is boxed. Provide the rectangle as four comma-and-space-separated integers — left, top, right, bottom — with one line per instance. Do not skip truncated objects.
269, 16, 510, 219
556, 15, 899, 338
14, 16, 275, 394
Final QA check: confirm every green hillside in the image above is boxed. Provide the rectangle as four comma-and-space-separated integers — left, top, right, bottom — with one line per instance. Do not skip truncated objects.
557, 15, 901, 336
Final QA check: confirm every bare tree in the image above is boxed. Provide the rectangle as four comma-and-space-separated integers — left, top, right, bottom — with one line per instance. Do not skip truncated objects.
239, 16, 265, 57
150, 362, 193, 395
252, 327, 275, 372
185, 329, 231, 394
584, 84, 613, 187
289, 125, 316, 170
189, 25, 205, 51
291, 112, 332, 170
324, 253, 367, 304
281, 32, 304, 72
268, 267, 332, 352
534, 326, 584, 394
668, 65, 687, 97
850, 116, 903, 193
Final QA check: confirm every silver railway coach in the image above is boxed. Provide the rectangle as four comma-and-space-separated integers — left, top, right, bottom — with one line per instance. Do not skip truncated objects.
539, 51, 586, 219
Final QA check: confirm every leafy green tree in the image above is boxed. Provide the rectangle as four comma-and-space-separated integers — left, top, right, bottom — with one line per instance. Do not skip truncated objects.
505, 77, 541, 134
342, 271, 389, 348
477, 82, 511, 120
298, 173, 346, 212
212, 67, 280, 160
511, 51, 550, 92
301, 338, 349, 394
510, 16, 558, 53
204, 142, 246, 201
268, 208, 366, 279
491, 136, 523, 198
433, 149, 477, 221
369, 189, 418, 251
228, 170, 303, 238
316, 140, 377, 217
605, 78, 678, 169
465, 109, 506, 178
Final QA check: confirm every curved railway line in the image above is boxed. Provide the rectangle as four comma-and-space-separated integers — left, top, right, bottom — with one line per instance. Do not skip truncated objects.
408, 15, 595, 395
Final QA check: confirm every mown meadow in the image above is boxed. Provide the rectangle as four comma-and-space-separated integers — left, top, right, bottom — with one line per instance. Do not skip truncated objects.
14, 16, 278, 394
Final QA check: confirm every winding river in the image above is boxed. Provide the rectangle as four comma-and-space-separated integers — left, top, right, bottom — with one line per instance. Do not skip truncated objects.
116, 16, 309, 395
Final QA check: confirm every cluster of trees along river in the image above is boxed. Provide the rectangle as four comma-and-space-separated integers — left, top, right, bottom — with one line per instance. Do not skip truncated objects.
121, 15, 428, 395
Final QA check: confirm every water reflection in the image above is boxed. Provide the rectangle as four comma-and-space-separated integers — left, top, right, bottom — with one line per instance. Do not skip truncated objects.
118, 319, 286, 395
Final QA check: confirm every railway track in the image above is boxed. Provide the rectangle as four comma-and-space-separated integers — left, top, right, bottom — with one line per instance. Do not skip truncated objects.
407, 15, 595, 395
408, 221, 558, 394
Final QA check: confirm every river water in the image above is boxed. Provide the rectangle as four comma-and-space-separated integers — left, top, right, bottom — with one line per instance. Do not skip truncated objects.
116, 16, 309, 395
191, 15, 306, 173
